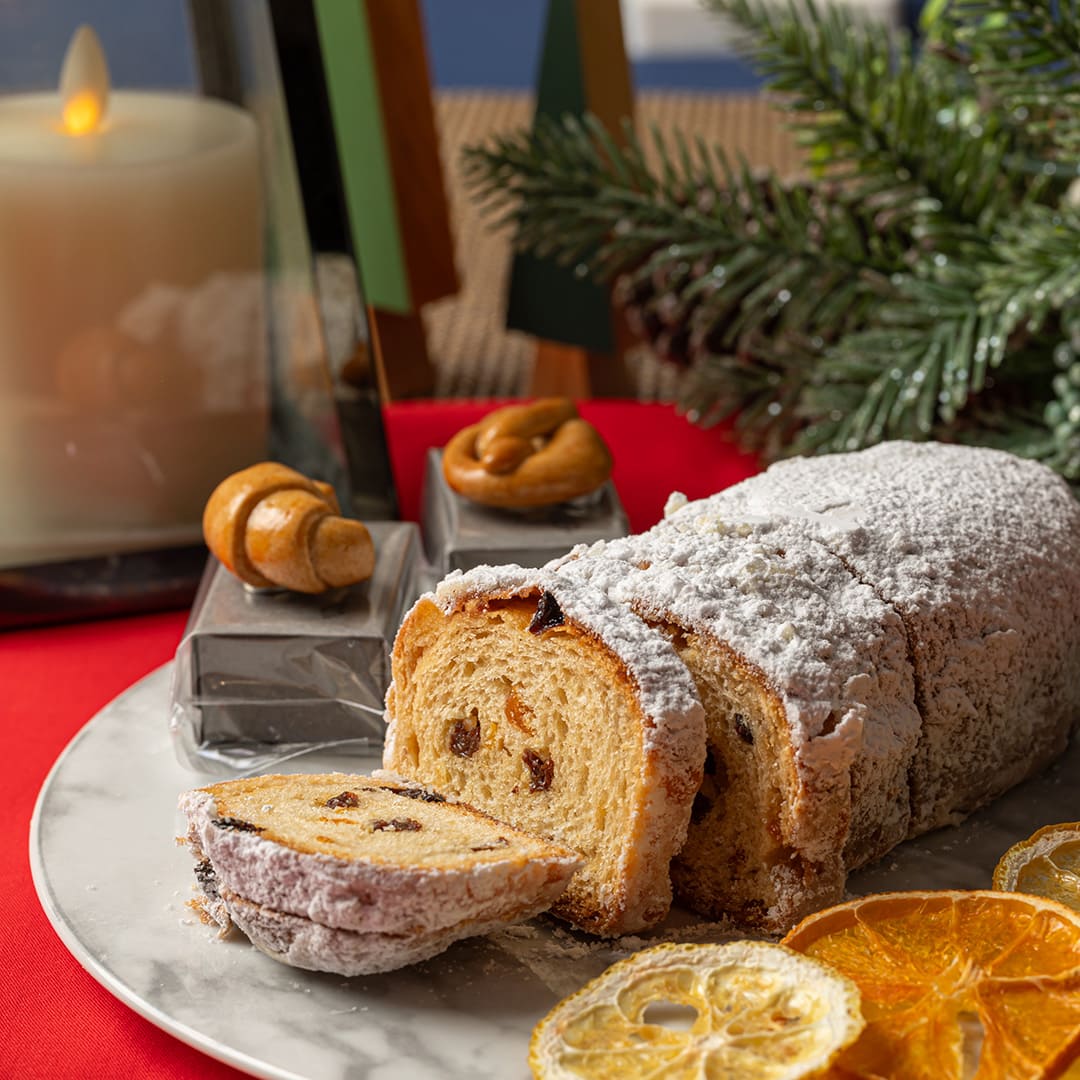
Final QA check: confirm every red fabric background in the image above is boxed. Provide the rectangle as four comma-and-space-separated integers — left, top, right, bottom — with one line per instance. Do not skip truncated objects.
2, 400, 756, 1078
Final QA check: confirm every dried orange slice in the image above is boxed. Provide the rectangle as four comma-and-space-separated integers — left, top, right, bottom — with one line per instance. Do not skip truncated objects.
782, 890, 1080, 1079
528, 940, 864, 1079
994, 823, 1080, 915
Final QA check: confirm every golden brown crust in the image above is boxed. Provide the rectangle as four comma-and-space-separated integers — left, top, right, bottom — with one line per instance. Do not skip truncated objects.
202, 462, 375, 593
440, 398, 612, 509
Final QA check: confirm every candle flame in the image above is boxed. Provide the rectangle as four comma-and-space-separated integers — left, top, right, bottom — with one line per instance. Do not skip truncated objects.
59, 26, 110, 136
63, 92, 103, 136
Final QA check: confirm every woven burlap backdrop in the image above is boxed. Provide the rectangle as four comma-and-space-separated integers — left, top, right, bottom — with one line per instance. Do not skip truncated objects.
423, 91, 802, 400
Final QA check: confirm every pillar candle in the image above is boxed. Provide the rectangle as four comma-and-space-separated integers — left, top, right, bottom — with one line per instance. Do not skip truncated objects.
0, 27, 266, 568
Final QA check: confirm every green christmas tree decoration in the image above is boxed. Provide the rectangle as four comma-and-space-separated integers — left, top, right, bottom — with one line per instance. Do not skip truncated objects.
462, 0, 1080, 486
504, 0, 633, 354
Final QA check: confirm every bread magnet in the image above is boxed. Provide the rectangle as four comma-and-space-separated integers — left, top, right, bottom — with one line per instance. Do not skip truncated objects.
202, 462, 375, 593
441, 398, 612, 509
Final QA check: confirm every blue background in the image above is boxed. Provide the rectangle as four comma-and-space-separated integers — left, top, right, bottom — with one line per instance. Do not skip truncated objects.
0, 0, 764, 93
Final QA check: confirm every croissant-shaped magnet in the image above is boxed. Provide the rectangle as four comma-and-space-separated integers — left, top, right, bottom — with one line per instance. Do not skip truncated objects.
203, 462, 375, 593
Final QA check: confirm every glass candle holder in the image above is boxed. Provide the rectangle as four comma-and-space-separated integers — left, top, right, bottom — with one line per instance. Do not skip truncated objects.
0, 16, 271, 572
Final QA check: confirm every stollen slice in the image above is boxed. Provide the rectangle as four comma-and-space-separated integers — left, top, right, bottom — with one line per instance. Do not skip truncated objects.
180, 773, 582, 940
385, 567, 706, 937
218, 888, 553, 977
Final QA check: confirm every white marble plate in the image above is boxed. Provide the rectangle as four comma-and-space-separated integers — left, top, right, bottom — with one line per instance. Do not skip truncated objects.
31, 665, 1080, 1079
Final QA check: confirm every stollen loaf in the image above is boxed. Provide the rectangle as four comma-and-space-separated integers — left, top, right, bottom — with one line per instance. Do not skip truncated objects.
384, 442, 1080, 935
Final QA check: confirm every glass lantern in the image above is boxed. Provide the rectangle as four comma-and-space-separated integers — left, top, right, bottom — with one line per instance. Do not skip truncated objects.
0, 0, 370, 625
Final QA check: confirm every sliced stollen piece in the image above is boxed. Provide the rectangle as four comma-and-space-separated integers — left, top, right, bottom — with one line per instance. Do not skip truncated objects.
696, 441, 1080, 834
384, 566, 706, 936
220, 889, 542, 977
184, 843, 562, 977
552, 511, 920, 932
179, 773, 581, 936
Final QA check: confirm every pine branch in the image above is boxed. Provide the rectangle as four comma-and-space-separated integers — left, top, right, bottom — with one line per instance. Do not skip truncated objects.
459, 0, 1080, 487
801, 270, 995, 453
1041, 311, 1080, 479
980, 206, 1080, 343
678, 335, 821, 460
793, 206, 1080, 456
705, 0, 1025, 231
796, 203, 1080, 459
941, 0, 1080, 160
938, 337, 1077, 476
463, 113, 903, 344
466, 116, 895, 275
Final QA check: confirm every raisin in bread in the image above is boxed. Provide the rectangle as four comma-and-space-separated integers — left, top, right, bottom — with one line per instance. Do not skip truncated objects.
179, 773, 581, 974
384, 567, 706, 936
385, 442, 1080, 934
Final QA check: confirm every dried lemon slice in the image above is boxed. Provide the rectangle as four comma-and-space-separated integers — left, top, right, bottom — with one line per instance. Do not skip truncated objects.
993, 822, 1080, 914
528, 940, 864, 1079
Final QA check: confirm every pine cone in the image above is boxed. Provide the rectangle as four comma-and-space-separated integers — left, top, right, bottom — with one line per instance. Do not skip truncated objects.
613, 258, 702, 368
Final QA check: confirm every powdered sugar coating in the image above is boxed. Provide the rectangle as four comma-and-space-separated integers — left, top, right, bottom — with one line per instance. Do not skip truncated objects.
429, 565, 705, 768
703, 441, 1080, 830
179, 777, 580, 935
551, 513, 920, 871
221, 890, 548, 977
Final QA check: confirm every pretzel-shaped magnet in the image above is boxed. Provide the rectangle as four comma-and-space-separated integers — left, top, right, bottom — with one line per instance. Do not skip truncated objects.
441, 398, 613, 509
203, 462, 375, 593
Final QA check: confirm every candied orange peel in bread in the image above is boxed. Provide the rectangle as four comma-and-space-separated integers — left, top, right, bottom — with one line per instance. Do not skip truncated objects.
179, 773, 581, 975
441, 397, 613, 509
202, 461, 375, 593
387, 441, 1080, 935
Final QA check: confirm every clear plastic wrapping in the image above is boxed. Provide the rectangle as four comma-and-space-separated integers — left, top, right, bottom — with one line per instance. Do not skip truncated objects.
169, 520, 422, 774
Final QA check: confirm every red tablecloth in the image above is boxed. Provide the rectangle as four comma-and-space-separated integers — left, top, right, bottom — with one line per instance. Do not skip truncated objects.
3, 400, 756, 1079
